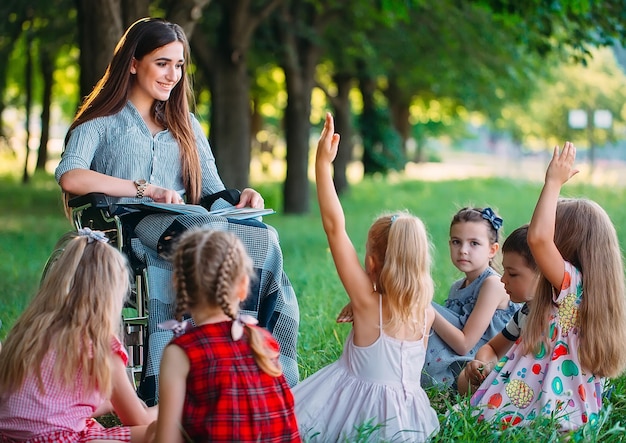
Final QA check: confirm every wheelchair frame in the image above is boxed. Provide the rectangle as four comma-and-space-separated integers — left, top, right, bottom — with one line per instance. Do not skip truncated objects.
45, 189, 241, 389
69, 193, 150, 386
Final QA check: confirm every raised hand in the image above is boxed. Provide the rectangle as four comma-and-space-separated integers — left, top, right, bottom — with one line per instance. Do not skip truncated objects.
545, 141, 579, 186
316, 112, 341, 166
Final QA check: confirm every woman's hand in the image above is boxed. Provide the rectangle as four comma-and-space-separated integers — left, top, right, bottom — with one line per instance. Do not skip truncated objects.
145, 184, 185, 204
237, 188, 265, 209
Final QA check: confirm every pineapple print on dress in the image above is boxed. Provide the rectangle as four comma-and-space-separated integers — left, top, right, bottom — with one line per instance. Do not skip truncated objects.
556, 270, 579, 336
505, 379, 534, 409
557, 291, 580, 336
469, 262, 602, 432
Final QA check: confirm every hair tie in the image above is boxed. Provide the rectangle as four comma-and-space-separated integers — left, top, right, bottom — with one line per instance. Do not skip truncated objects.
390, 214, 399, 224
231, 313, 259, 341
481, 208, 503, 232
77, 227, 109, 244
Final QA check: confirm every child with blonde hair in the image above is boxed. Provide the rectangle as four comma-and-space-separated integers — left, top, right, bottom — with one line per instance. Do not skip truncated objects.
154, 228, 299, 443
0, 229, 157, 442
470, 142, 626, 432
422, 206, 520, 388
292, 113, 439, 442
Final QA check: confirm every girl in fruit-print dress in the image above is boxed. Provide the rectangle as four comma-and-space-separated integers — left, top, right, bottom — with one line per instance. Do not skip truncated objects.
470, 142, 626, 433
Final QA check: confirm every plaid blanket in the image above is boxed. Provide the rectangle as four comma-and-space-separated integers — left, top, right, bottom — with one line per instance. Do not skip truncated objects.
128, 210, 299, 405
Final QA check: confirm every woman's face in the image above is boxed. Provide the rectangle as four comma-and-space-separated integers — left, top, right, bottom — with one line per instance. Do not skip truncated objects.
130, 41, 184, 107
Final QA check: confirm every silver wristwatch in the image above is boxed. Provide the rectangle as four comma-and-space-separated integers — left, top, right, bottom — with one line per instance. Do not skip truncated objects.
134, 179, 148, 199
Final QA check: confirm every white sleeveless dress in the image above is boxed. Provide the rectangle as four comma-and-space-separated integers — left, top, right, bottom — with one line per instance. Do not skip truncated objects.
292, 297, 439, 442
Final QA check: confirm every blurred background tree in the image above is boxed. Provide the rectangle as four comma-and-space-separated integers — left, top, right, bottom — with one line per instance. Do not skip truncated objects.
2, 0, 626, 212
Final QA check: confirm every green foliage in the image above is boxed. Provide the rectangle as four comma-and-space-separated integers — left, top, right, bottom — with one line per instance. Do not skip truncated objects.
496, 47, 626, 150
360, 105, 405, 174
477, 0, 626, 60
0, 171, 71, 341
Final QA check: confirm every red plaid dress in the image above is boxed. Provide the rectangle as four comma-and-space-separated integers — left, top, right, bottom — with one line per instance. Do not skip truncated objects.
171, 321, 300, 442
0, 337, 131, 443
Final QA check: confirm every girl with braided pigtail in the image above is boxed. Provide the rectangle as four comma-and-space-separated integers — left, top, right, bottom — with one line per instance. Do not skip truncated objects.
154, 228, 299, 443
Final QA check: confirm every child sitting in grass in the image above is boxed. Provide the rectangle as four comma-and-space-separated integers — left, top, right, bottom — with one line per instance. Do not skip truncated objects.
0, 229, 157, 442
421, 206, 520, 389
153, 229, 299, 442
469, 142, 626, 432
292, 113, 439, 442
456, 224, 537, 395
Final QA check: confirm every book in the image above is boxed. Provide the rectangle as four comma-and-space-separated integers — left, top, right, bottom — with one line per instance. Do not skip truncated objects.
126, 201, 275, 220
207, 207, 276, 220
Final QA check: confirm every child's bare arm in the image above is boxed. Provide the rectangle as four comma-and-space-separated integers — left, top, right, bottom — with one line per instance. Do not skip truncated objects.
316, 113, 373, 309
432, 276, 506, 355
478, 331, 512, 362
109, 352, 158, 425
528, 142, 578, 288
421, 305, 436, 349
92, 400, 113, 417
154, 344, 188, 443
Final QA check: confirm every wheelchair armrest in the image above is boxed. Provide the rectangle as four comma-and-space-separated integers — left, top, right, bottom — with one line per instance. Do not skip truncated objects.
199, 188, 241, 209
68, 192, 114, 209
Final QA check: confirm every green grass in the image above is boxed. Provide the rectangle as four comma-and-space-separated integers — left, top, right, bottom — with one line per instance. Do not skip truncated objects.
3, 169, 626, 441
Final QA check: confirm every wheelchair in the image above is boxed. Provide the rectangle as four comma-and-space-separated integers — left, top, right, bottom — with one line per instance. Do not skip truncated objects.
43, 189, 241, 391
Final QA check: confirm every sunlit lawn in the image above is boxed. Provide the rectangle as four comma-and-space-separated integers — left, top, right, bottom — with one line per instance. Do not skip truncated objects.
2, 159, 626, 441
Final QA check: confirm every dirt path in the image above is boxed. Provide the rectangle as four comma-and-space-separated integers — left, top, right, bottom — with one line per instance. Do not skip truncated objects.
404, 151, 626, 188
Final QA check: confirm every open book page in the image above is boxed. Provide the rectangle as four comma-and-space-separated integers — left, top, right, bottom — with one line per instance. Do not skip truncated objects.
128, 202, 210, 216
123, 202, 275, 220
207, 207, 276, 220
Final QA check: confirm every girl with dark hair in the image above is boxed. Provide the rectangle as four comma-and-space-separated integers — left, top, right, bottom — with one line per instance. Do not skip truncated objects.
422, 206, 520, 388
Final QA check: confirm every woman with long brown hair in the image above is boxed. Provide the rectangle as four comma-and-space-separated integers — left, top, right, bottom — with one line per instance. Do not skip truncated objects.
55, 17, 299, 405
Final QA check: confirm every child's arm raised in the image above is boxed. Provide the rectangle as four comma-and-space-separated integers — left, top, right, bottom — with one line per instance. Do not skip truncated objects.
528, 142, 578, 288
315, 113, 373, 307
431, 276, 507, 355
154, 344, 189, 443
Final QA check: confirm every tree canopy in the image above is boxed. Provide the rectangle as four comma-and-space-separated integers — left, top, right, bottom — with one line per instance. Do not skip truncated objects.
2, 0, 626, 211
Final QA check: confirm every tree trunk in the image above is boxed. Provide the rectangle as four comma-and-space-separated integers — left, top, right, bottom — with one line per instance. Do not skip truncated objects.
331, 73, 354, 195
0, 5, 27, 149
22, 31, 33, 184
208, 47, 252, 190
121, 0, 150, 28
191, 0, 281, 190
276, 2, 323, 214
76, 0, 124, 98
36, 49, 54, 171
359, 71, 379, 176
282, 71, 312, 214
386, 79, 412, 159
165, 0, 212, 37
